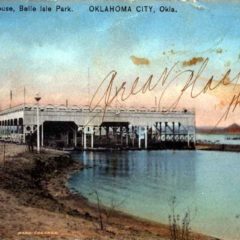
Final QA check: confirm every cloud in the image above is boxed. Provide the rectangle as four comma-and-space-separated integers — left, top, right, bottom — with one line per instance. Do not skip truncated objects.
130, 55, 150, 65
179, 0, 207, 10
97, 13, 138, 33
216, 48, 223, 54
182, 57, 204, 66
163, 49, 188, 55
197, 74, 240, 109
224, 61, 231, 67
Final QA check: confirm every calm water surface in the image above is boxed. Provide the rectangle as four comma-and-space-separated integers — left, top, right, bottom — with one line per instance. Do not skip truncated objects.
68, 150, 240, 240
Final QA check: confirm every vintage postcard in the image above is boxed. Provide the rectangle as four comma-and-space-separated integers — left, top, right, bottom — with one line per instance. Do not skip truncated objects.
0, 0, 240, 240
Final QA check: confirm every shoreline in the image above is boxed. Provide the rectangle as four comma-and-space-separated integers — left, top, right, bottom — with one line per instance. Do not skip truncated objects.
52, 142, 240, 153
47, 152, 218, 240
0, 143, 219, 240
196, 143, 240, 152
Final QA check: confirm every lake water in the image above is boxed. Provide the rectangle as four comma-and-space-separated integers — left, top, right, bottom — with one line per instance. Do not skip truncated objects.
68, 150, 240, 240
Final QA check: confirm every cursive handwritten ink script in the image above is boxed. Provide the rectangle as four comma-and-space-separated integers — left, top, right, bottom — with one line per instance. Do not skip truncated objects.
88, 58, 240, 126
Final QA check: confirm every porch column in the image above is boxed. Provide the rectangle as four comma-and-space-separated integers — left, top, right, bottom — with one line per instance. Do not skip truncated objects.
83, 128, 87, 149
138, 126, 141, 149
66, 131, 69, 146
41, 123, 44, 147
23, 126, 26, 144
91, 127, 94, 148
132, 126, 135, 147
73, 128, 77, 147
145, 126, 148, 149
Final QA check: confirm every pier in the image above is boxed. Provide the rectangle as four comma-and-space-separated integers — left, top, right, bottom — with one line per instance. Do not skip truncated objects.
0, 104, 196, 150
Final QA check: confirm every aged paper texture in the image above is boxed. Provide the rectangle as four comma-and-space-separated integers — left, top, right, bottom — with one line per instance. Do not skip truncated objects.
0, 1, 240, 240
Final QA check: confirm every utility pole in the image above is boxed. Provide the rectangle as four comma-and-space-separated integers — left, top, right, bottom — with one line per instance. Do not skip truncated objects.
24, 87, 26, 106
35, 93, 41, 153
88, 67, 90, 108
10, 90, 12, 108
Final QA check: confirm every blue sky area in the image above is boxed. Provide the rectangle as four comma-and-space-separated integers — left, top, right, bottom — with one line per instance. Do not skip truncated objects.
0, 0, 240, 126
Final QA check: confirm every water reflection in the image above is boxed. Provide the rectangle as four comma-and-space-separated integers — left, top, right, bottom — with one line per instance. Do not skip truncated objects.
71, 150, 196, 198
69, 150, 240, 240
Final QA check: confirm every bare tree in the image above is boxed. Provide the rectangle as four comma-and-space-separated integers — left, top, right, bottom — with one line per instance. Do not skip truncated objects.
89, 190, 104, 230
90, 190, 126, 231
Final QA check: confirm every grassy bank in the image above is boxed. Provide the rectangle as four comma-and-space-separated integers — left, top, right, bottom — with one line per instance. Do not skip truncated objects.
0, 143, 218, 240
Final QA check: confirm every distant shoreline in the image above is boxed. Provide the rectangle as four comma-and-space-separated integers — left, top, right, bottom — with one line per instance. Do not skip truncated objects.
196, 143, 240, 152
197, 123, 240, 135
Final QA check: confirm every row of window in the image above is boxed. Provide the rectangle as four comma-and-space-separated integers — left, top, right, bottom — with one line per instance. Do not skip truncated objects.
0, 118, 23, 126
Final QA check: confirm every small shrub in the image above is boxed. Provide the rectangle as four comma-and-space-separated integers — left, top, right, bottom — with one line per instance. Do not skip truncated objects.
168, 197, 193, 240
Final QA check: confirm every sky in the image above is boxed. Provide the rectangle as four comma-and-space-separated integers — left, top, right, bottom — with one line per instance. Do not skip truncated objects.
0, 0, 240, 126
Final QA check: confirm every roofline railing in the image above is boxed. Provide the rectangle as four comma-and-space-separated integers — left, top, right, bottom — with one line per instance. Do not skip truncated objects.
0, 103, 195, 115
